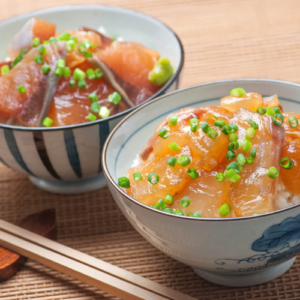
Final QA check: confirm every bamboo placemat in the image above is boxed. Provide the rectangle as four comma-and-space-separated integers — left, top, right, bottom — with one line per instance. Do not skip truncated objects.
1, 0, 300, 299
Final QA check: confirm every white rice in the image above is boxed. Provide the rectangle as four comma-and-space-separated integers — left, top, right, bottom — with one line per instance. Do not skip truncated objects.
275, 178, 300, 209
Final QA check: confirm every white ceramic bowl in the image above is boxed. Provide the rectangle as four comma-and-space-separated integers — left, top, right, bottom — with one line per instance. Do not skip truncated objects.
0, 5, 184, 194
103, 79, 300, 287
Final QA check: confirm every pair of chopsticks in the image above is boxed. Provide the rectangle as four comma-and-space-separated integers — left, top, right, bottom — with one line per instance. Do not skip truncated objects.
0, 219, 196, 300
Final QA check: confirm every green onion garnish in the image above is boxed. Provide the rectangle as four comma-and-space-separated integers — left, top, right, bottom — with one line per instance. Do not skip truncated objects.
168, 142, 181, 151
187, 167, 199, 179
228, 124, 238, 133
169, 115, 178, 126
63, 67, 71, 77
174, 210, 184, 216
133, 172, 143, 181
78, 43, 86, 53
71, 37, 79, 43
87, 113, 97, 122
200, 121, 210, 133
224, 169, 240, 182
280, 158, 294, 170
257, 107, 266, 114
238, 139, 252, 152
192, 212, 201, 218
74, 68, 86, 81
245, 127, 256, 141
288, 116, 298, 128
34, 55, 44, 65
216, 173, 225, 182
41, 64, 50, 74
177, 155, 190, 167
214, 119, 226, 128
108, 92, 122, 105
69, 79, 76, 88
58, 32, 71, 41
78, 79, 87, 89
247, 158, 254, 164
163, 208, 173, 213
150, 205, 156, 209
155, 199, 165, 210
226, 161, 242, 174
66, 40, 76, 52
221, 125, 230, 135
219, 203, 231, 216
180, 197, 191, 208
91, 102, 100, 114
118, 177, 130, 188
99, 106, 110, 119
83, 51, 93, 58
95, 68, 104, 79
250, 149, 257, 160
89, 93, 98, 102
42, 117, 53, 127
148, 172, 160, 185
237, 154, 247, 166
49, 37, 57, 43
86, 69, 95, 80
190, 118, 199, 132
57, 59, 65, 68
268, 167, 279, 179
273, 107, 281, 114
247, 119, 259, 130
228, 141, 239, 152
228, 133, 238, 142
265, 107, 275, 117
208, 130, 218, 139
272, 113, 284, 126
55, 67, 64, 76
1, 65, 10, 75
230, 88, 246, 97
226, 151, 236, 161
167, 156, 177, 167
17, 85, 26, 93
158, 128, 169, 139
207, 114, 218, 122
38, 45, 46, 55
164, 194, 173, 205
32, 37, 40, 47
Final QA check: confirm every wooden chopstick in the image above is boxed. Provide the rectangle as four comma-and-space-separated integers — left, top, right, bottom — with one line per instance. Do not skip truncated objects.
0, 220, 196, 300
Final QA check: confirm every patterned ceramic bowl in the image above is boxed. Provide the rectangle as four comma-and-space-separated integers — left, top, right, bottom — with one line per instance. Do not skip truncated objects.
0, 5, 184, 194
102, 79, 300, 287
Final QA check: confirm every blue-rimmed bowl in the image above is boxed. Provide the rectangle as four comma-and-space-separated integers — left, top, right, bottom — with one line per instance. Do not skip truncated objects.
0, 5, 184, 193
102, 79, 300, 287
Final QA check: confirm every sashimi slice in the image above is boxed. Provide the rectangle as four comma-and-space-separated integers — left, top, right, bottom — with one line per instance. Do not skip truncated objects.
0, 42, 66, 126
8, 18, 56, 59
283, 112, 300, 140
229, 109, 284, 216
263, 95, 279, 108
47, 61, 128, 127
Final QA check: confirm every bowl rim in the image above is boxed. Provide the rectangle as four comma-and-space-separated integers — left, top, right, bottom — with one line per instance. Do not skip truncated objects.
102, 78, 300, 222
0, 4, 184, 132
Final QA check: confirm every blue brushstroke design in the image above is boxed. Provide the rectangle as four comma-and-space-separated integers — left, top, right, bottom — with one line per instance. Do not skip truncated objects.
64, 129, 82, 178
99, 122, 110, 173
4, 129, 33, 175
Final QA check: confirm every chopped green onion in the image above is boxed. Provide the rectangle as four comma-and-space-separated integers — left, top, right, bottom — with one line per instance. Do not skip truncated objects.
91, 102, 100, 114
228, 124, 238, 133
95, 68, 104, 79
180, 197, 191, 208
11, 54, 24, 68
177, 155, 190, 167
200, 121, 210, 133
226, 151, 236, 160
266, 107, 275, 117
163, 208, 173, 213
206, 114, 218, 122
73, 68, 86, 81
55, 67, 64, 76
57, 59, 65, 68
42, 117, 53, 127
167, 156, 177, 167
148, 172, 160, 185
273, 107, 281, 114
214, 119, 226, 128
43, 40, 49, 44
208, 130, 218, 139
216, 173, 225, 182
228, 141, 239, 151
83, 51, 93, 58
289, 116, 298, 128
155, 199, 165, 210
86, 69, 95, 80
192, 212, 202, 218
187, 212, 193, 216
224, 169, 241, 182
164, 194, 173, 205
32, 37, 40, 47
41, 64, 51, 74
226, 161, 242, 174
150, 205, 156, 209
237, 154, 247, 166
1, 65, 9, 75
58, 32, 71, 41
99, 106, 110, 119
158, 128, 169, 139
78, 79, 87, 89
168, 142, 181, 151
69, 79, 76, 88
78, 43, 86, 53
87, 113, 97, 122
17, 85, 26, 93
245, 127, 256, 141
190, 118, 199, 132
280, 158, 294, 170
108, 91, 122, 105
38, 45, 46, 55
247, 119, 259, 130
268, 167, 279, 179
221, 125, 230, 135
89, 93, 98, 102
63, 67, 71, 77
169, 115, 178, 126
230, 88, 246, 97
257, 107, 266, 114
272, 113, 284, 126
174, 210, 184, 216
238, 139, 252, 152
187, 167, 199, 179
247, 159, 254, 164
34, 55, 44, 64
228, 133, 238, 142
219, 203, 231, 216
118, 177, 130, 188
83, 39, 91, 47
66, 40, 76, 52
133, 172, 143, 182
250, 149, 257, 160
71, 37, 78, 43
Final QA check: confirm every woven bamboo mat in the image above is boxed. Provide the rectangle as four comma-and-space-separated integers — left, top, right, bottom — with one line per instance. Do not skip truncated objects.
1, 0, 300, 299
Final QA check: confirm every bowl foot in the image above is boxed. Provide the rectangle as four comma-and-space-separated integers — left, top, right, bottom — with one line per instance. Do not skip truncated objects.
29, 174, 107, 194
193, 257, 296, 287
